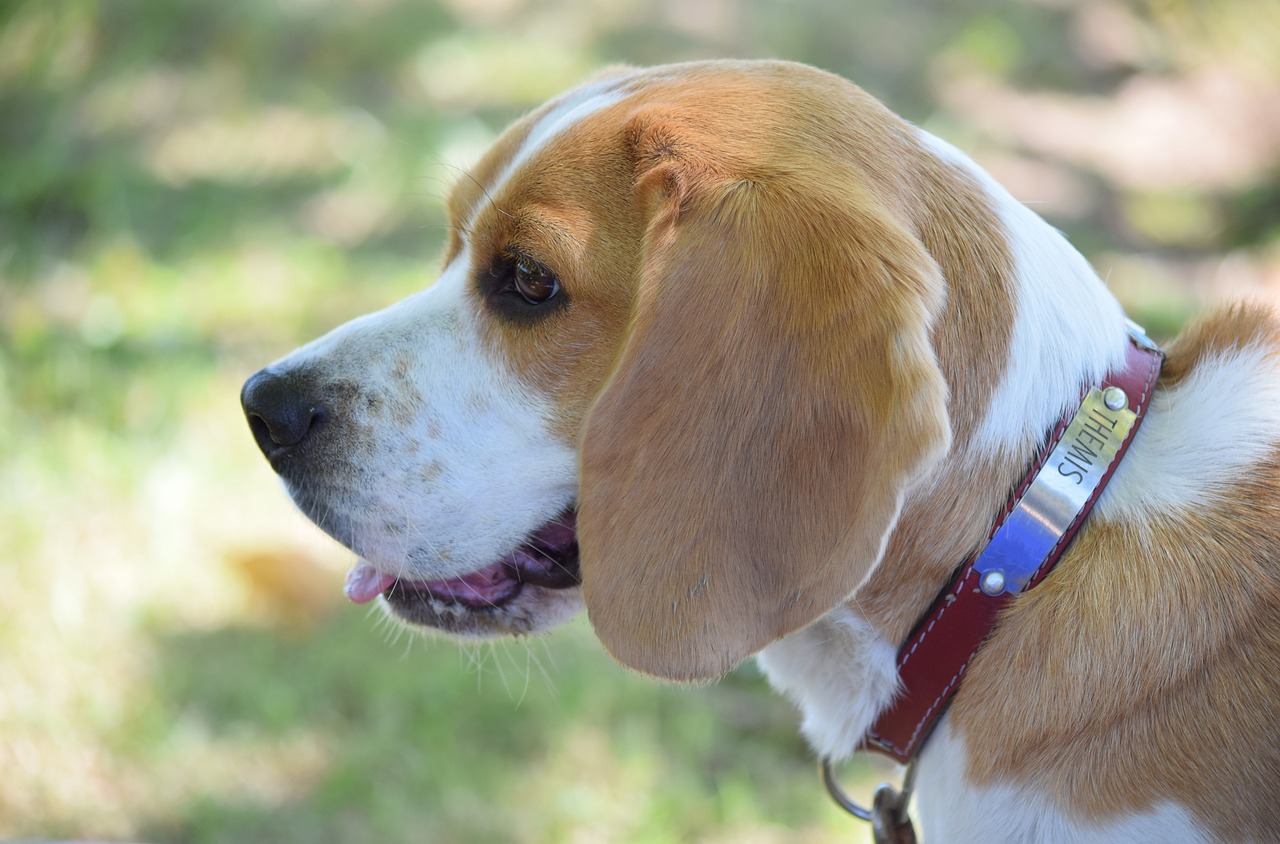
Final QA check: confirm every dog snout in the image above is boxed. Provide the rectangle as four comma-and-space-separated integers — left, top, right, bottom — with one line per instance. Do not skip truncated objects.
241, 368, 329, 465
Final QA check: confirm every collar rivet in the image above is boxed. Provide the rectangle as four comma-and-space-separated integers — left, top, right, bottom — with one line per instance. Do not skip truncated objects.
860, 337, 1163, 774
1103, 386, 1127, 411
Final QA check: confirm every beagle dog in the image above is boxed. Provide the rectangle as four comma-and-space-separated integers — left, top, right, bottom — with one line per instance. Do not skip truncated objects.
242, 60, 1280, 841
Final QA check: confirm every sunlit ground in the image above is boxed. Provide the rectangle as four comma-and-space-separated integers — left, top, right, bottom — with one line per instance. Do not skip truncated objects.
2, 0, 1278, 841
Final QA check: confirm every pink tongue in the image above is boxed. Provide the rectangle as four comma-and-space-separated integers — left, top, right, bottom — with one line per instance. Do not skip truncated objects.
344, 561, 397, 604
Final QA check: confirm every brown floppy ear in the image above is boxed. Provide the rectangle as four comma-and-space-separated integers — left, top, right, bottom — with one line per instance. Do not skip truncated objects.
579, 149, 952, 681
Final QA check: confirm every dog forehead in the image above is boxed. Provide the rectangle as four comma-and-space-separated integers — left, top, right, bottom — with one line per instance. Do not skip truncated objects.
458, 77, 631, 227
454, 62, 859, 234
465, 62, 809, 207
505, 79, 629, 180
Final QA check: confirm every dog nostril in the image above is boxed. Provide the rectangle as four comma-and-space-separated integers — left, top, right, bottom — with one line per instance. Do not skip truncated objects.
248, 403, 324, 448
241, 369, 329, 458
247, 408, 320, 449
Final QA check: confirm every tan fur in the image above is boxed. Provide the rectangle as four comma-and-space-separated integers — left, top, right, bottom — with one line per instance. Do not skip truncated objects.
950, 306, 1280, 840
855, 147, 1022, 646
579, 154, 951, 680
462, 65, 1023, 657
464, 63, 987, 678
442, 60, 1279, 834
247, 57, 1280, 839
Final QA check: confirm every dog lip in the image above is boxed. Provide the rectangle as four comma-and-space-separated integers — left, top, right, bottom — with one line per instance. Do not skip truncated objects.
366, 509, 580, 611
391, 560, 526, 608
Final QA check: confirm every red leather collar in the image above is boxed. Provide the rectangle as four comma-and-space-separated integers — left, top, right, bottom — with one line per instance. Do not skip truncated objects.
861, 333, 1164, 764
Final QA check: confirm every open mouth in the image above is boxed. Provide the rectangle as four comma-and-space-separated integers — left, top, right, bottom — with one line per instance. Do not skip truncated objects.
343, 510, 580, 611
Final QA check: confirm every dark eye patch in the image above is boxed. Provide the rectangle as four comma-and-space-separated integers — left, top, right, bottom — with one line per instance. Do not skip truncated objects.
480, 251, 568, 323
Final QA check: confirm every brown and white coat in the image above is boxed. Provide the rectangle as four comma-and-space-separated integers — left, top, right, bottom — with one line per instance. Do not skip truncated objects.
242, 61, 1280, 842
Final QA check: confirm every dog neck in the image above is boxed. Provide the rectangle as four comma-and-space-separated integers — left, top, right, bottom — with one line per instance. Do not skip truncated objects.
756, 129, 1134, 761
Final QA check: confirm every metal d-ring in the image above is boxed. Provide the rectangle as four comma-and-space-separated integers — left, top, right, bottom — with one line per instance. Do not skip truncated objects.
820, 757, 874, 821
821, 756, 919, 843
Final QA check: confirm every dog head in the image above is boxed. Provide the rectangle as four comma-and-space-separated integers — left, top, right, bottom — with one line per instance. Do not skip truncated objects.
241, 60, 952, 681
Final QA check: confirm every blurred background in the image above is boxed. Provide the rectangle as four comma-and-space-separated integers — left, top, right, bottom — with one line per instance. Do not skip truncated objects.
2, 0, 1277, 841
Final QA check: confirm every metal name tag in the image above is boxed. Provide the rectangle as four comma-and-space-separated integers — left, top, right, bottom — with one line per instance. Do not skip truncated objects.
973, 387, 1137, 595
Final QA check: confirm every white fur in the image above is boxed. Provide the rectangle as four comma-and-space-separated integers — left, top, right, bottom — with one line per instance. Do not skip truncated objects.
758, 131, 1213, 837
266, 254, 578, 582
917, 132, 1130, 452
260, 68, 1236, 839
756, 607, 900, 762
481, 78, 626, 225
1099, 343, 1280, 520
264, 81, 639, 585
915, 721, 1209, 843
760, 132, 1133, 764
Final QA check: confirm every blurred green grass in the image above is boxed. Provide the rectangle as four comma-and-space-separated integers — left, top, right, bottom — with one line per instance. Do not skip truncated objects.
2, 0, 1278, 841
118, 615, 855, 843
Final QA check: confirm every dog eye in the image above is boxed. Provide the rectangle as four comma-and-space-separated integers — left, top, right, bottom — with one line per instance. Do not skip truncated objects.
513, 258, 560, 305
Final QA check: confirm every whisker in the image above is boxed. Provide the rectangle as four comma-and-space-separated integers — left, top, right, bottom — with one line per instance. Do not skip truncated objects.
523, 639, 558, 700
432, 158, 514, 221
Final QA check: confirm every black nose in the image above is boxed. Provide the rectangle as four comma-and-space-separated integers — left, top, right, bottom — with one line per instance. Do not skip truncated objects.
241, 368, 328, 462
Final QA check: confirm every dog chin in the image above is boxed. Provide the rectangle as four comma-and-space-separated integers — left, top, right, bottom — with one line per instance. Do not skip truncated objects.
380, 583, 585, 638
343, 507, 583, 638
